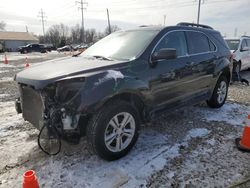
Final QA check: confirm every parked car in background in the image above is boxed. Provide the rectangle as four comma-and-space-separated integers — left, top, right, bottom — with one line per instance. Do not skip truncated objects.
0, 43, 3, 53
57, 45, 72, 52
76, 44, 88, 52
72, 44, 89, 51
225, 36, 250, 72
18, 44, 47, 54
43, 44, 55, 52
15, 22, 231, 160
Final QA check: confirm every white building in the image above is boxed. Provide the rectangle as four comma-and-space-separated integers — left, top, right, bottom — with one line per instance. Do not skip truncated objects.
0, 31, 38, 52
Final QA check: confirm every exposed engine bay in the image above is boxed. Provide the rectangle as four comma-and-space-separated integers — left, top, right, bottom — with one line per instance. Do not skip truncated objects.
16, 77, 86, 155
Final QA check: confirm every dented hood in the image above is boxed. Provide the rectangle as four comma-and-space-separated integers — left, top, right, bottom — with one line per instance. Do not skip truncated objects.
15, 56, 126, 89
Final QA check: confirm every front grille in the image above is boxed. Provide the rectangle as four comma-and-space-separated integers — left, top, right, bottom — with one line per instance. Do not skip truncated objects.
20, 86, 44, 129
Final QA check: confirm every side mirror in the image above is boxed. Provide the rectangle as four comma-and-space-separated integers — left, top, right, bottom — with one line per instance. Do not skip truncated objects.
241, 46, 250, 52
152, 48, 177, 61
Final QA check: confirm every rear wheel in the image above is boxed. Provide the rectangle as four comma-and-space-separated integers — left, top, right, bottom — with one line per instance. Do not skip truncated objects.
207, 75, 229, 108
86, 100, 140, 161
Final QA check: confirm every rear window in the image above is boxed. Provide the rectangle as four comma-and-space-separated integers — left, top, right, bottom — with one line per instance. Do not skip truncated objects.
186, 31, 210, 54
225, 40, 240, 50
246, 39, 250, 47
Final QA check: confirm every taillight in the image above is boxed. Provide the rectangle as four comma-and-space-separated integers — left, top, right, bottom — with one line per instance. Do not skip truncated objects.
229, 53, 235, 62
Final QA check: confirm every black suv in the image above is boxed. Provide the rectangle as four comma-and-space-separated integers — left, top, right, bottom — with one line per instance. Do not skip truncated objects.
18, 43, 47, 54
15, 23, 231, 160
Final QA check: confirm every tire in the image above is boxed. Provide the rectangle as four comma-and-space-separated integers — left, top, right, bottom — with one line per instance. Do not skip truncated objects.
86, 100, 140, 161
207, 75, 229, 108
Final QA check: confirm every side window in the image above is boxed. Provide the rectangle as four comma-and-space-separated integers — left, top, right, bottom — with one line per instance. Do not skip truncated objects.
186, 31, 210, 54
209, 40, 216, 51
241, 40, 247, 49
155, 31, 187, 57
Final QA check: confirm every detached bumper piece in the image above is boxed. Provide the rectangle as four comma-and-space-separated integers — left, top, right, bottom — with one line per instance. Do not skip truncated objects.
15, 97, 22, 114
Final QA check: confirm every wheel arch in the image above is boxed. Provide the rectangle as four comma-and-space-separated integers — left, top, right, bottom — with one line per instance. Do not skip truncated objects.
95, 92, 146, 123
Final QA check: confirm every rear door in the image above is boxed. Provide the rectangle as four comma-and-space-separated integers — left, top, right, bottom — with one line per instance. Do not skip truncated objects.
185, 31, 216, 95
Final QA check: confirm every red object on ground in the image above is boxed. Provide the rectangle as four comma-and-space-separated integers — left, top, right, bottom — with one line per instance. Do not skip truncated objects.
22, 170, 39, 188
239, 114, 250, 149
4, 54, 8, 64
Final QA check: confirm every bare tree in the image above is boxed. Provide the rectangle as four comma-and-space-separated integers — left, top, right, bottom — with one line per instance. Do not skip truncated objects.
38, 23, 119, 48
104, 25, 120, 36
39, 23, 70, 48
85, 29, 97, 44
70, 24, 81, 44
0, 21, 6, 31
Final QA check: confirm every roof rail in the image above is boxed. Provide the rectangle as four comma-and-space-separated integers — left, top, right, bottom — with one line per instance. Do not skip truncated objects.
242, 35, 250, 38
177, 22, 213, 30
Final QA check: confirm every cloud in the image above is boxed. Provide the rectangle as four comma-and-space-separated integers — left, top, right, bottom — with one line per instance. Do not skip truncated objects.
0, 0, 249, 37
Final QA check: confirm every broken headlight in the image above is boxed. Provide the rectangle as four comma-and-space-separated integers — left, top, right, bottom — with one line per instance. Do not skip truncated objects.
56, 77, 85, 103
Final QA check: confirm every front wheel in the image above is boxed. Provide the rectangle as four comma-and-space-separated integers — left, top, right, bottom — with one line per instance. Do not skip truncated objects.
207, 75, 229, 108
86, 100, 140, 161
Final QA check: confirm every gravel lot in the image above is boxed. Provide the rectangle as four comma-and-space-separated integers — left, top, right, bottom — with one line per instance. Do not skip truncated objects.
0, 53, 250, 188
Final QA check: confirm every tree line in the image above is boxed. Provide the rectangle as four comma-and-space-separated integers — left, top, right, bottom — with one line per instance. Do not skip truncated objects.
38, 23, 120, 48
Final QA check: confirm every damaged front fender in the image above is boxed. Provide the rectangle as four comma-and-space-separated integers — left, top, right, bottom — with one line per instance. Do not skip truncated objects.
69, 69, 149, 114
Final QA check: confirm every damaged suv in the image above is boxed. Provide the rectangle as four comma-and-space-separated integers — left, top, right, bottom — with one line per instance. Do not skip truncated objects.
15, 22, 231, 160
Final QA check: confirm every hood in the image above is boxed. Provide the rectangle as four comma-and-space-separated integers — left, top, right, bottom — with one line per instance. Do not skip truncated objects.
15, 56, 126, 89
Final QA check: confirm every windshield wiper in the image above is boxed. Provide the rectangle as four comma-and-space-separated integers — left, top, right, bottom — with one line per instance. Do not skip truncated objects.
92, 55, 113, 61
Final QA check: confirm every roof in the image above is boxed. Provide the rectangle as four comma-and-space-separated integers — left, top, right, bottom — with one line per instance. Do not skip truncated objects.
0, 31, 38, 41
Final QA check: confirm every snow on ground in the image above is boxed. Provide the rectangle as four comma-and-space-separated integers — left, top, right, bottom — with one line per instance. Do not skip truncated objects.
0, 100, 249, 188
0, 51, 71, 62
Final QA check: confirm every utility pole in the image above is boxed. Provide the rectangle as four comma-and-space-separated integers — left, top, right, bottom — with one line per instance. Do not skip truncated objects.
197, 0, 202, 24
234, 28, 238, 38
107, 8, 111, 34
163, 15, 166, 26
38, 9, 46, 36
76, 0, 88, 43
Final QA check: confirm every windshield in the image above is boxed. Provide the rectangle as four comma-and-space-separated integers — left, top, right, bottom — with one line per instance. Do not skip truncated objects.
225, 39, 240, 51
81, 30, 159, 60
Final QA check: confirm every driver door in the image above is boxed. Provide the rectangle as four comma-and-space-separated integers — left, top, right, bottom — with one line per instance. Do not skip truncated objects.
149, 31, 194, 107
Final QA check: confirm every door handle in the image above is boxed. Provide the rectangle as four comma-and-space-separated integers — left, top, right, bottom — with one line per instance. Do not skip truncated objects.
186, 62, 195, 66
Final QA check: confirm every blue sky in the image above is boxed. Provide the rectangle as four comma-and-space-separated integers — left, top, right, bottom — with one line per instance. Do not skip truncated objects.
0, 0, 249, 37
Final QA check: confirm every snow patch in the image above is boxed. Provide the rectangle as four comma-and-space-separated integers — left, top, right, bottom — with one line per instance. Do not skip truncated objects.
0, 63, 15, 68
0, 70, 9, 73
185, 128, 210, 141
0, 77, 13, 82
0, 94, 10, 99
197, 102, 250, 126
94, 70, 124, 86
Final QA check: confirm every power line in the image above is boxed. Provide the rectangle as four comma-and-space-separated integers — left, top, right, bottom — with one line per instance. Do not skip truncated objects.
38, 9, 47, 36
76, 0, 88, 42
